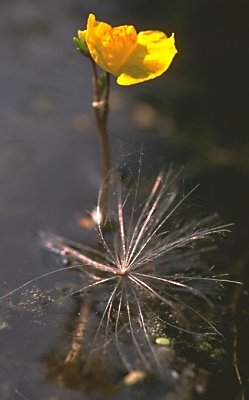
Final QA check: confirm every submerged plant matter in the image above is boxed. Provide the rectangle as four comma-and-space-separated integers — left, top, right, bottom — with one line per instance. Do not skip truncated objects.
0, 166, 239, 372
23, 167, 237, 372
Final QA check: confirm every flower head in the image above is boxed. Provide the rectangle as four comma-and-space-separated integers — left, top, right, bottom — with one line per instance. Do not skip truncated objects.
78, 14, 177, 85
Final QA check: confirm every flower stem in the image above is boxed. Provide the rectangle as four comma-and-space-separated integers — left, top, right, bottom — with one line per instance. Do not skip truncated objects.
91, 62, 111, 224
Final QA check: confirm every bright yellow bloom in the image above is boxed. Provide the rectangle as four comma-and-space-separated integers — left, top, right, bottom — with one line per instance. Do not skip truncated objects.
78, 14, 177, 86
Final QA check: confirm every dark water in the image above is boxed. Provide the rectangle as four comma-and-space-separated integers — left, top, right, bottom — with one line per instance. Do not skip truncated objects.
0, 1, 248, 399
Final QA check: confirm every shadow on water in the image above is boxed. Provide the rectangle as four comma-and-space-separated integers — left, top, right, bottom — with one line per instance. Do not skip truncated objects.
0, 0, 248, 399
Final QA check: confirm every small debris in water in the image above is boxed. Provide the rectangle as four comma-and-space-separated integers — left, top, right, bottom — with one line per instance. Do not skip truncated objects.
155, 337, 171, 346
0, 320, 10, 331
123, 370, 147, 386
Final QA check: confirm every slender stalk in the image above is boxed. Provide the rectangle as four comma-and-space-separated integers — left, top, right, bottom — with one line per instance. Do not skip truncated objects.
91, 61, 111, 224
65, 298, 90, 363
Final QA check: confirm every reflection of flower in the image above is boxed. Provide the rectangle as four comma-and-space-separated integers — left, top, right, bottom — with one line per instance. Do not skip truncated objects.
78, 14, 177, 86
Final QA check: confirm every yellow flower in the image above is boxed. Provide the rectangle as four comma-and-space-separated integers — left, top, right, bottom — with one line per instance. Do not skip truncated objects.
78, 14, 177, 86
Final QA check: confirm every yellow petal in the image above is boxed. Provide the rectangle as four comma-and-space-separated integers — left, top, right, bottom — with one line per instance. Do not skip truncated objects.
85, 14, 137, 75
78, 14, 177, 86
78, 29, 87, 41
117, 32, 177, 85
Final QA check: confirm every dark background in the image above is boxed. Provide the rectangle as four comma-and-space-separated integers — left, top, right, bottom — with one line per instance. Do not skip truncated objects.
0, 1, 248, 399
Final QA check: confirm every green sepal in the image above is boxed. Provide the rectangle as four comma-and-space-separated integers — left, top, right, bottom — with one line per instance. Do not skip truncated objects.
73, 36, 91, 58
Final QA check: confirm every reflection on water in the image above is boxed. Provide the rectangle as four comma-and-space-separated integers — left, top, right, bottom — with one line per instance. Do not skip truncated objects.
0, 163, 244, 400
0, 0, 248, 399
